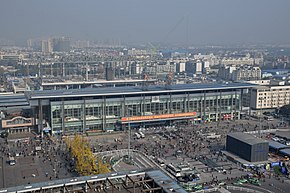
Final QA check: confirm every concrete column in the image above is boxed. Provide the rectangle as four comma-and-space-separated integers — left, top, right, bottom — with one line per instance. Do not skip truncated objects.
200, 96, 203, 119
32, 107, 37, 132
249, 88, 252, 116
82, 99, 86, 133
187, 93, 190, 112
231, 90, 234, 121
238, 89, 242, 119
122, 95, 126, 117
169, 93, 172, 114
38, 99, 43, 138
140, 95, 143, 115
102, 97, 106, 131
184, 94, 187, 113
203, 92, 206, 120
219, 90, 222, 122
215, 94, 219, 122
61, 99, 65, 134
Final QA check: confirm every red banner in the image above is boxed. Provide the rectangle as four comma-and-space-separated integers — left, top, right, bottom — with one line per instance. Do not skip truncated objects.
121, 112, 197, 122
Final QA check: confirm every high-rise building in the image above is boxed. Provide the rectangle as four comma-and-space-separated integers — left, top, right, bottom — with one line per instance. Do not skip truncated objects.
185, 61, 194, 74
185, 60, 203, 75
176, 62, 185, 73
105, 63, 114, 81
52, 37, 71, 52
194, 60, 203, 74
202, 60, 210, 74
41, 40, 53, 53
73, 40, 90, 48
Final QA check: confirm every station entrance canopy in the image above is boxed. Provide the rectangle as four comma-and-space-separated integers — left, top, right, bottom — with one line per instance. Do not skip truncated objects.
121, 112, 197, 123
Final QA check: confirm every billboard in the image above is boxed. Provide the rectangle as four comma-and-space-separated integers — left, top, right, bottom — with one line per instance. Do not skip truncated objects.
121, 112, 197, 122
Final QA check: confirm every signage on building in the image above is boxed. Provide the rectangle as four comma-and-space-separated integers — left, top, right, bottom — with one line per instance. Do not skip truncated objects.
151, 96, 160, 103
121, 112, 197, 122
2, 116, 34, 128
223, 114, 232, 120
271, 162, 280, 167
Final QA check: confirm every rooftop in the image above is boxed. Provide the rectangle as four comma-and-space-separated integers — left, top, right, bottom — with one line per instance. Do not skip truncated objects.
0, 93, 29, 108
26, 82, 254, 100
275, 131, 290, 140
0, 169, 186, 193
268, 140, 288, 150
227, 132, 268, 145
41, 79, 157, 86
146, 170, 187, 193
279, 149, 290, 157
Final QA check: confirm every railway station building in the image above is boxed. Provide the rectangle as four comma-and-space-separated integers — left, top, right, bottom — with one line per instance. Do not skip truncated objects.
25, 83, 253, 134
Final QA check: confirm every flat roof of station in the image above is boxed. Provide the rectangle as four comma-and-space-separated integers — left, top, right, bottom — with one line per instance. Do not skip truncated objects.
0, 93, 29, 108
26, 82, 254, 100
227, 132, 268, 145
41, 79, 157, 86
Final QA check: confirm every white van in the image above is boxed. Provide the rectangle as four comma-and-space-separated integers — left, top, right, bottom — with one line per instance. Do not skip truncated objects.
9, 157, 16, 166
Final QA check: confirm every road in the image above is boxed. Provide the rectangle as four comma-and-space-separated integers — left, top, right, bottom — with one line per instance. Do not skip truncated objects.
0, 156, 4, 188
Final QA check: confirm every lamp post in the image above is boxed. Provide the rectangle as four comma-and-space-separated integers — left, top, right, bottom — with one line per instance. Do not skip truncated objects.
127, 107, 133, 160
128, 118, 131, 160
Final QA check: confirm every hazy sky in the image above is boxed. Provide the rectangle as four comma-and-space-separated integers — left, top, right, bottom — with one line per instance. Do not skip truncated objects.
1, 0, 290, 45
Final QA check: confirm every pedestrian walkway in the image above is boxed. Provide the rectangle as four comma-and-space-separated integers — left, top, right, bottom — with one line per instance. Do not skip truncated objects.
219, 187, 231, 193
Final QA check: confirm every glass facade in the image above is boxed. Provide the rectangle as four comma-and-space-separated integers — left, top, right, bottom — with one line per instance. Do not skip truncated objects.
47, 89, 242, 134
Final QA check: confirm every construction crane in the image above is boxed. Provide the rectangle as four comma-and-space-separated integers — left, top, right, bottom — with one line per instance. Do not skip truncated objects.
148, 42, 159, 56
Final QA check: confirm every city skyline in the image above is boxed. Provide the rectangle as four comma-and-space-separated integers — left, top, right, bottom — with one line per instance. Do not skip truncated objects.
1, 0, 290, 46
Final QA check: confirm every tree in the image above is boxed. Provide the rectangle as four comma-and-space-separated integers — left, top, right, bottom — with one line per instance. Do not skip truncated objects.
66, 135, 110, 175
279, 105, 290, 117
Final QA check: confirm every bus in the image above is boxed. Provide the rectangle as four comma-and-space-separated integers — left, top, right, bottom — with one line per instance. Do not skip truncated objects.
156, 158, 165, 167
166, 164, 181, 177
134, 133, 141, 139
264, 116, 274, 121
8, 157, 16, 166
139, 132, 145, 138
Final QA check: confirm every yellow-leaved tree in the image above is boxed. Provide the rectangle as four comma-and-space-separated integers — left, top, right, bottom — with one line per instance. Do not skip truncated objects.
66, 134, 110, 175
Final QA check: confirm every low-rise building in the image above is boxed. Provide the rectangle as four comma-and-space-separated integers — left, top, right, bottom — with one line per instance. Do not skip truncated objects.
232, 66, 261, 81
247, 84, 290, 110
218, 65, 261, 81
226, 132, 268, 162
